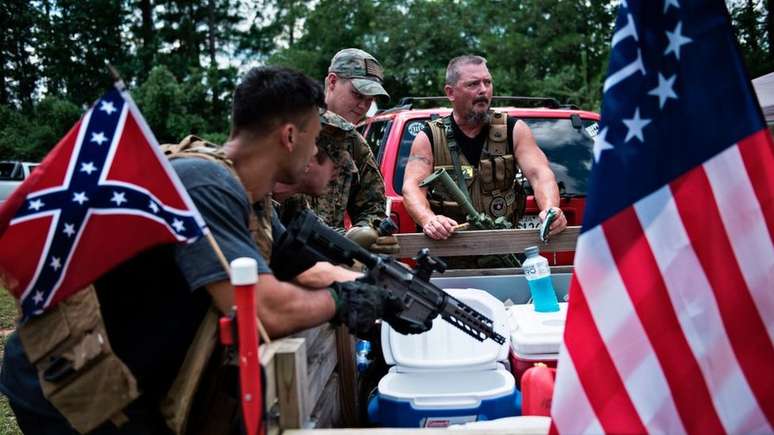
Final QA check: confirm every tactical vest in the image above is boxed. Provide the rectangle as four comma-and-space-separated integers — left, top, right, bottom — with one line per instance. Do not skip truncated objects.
426, 112, 526, 224
16, 135, 273, 435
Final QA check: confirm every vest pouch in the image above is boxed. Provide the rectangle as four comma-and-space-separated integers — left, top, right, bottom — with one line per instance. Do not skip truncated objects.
18, 287, 139, 434
494, 157, 507, 190
481, 191, 509, 219
502, 155, 516, 185
488, 113, 508, 155
479, 159, 496, 192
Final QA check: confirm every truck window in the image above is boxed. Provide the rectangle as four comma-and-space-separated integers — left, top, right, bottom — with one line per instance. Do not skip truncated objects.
0, 162, 22, 181
363, 120, 392, 158
521, 118, 596, 197
392, 117, 597, 197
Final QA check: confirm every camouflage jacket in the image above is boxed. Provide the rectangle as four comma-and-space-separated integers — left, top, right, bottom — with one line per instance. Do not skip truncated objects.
282, 111, 386, 230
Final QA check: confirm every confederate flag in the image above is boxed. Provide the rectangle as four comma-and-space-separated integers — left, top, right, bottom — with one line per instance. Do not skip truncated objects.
0, 84, 208, 318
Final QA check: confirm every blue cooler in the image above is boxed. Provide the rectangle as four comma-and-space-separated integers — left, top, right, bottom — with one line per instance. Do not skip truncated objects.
368, 288, 520, 428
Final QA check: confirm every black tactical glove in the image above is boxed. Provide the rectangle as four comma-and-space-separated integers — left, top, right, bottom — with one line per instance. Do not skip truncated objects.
328, 279, 388, 338
328, 279, 435, 338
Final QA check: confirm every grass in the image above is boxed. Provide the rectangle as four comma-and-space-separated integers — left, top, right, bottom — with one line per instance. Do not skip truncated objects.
0, 289, 18, 331
0, 288, 21, 435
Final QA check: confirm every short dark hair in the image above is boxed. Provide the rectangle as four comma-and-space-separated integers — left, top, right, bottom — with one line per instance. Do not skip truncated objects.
446, 55, 487, 86
231, 66, 325, 136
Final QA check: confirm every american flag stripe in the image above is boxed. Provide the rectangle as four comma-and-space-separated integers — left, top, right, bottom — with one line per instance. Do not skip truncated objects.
574, 228, 687, 433
672, 159, 774, 426
637, 184, 770, 433
603, 208, 726, 434
563, 273, 648, 433
705, 144, 774, 343
549, 343, 603, 434
737, 131, 774, 242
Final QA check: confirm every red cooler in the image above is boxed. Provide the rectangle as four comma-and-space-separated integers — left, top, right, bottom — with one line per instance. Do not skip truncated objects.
507, 302, 567, 386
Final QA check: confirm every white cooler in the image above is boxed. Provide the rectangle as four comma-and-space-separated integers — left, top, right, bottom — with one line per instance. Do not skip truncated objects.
508, 302, 567, 385
368, 288, 521, 428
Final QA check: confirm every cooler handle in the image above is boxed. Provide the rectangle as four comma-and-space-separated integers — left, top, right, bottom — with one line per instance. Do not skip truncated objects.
412, 396, 481, 409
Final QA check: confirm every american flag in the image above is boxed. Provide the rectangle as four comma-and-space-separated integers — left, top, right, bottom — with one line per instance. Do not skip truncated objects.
550, 0, 774, 433
0, 84, 208, 318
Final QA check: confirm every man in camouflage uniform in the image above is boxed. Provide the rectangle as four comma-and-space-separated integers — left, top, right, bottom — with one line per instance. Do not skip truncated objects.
280, 48, 398, 254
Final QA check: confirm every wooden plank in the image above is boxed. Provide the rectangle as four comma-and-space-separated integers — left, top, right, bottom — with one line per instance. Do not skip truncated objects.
309, 372, 342, 428
275, 338, 309, 429
260, 340, 284, 435
394, 226, 580, 258
305, 327, 338, 412
292, 324, 325, 350
260, 340, 286, 411
335, 326, 360, 427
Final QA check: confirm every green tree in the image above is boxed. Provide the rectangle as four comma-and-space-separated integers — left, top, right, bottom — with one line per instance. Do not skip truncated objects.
134, 65, 210, 143
258, 0, 616, 111
0, 96, 79, 160
35, 0, 131, 107
730, 0, 772, 77
1, 1, 40, 111
123, 0, 159, 83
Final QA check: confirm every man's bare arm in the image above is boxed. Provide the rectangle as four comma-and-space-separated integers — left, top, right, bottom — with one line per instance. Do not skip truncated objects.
294, 261, 361, 288
403, 132, 459, 239
402, 132, 437, 227
206, 275, 336, 339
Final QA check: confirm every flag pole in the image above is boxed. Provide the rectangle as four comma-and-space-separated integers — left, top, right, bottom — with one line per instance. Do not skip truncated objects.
105, 62, 126, 91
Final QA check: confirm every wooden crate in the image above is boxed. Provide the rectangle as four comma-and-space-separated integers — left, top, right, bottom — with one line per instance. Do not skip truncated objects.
261, 324, 357, 434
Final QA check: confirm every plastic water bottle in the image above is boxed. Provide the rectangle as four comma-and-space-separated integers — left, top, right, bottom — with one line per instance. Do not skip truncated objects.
522, 246, 560, 312
355, 339, 372, 373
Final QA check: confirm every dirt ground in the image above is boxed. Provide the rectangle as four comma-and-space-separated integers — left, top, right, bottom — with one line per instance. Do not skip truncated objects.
0, 289, 21, 435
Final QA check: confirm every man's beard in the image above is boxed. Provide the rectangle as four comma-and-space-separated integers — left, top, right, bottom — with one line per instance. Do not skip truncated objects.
464, 108, 491, 125
464, 97, 491, 125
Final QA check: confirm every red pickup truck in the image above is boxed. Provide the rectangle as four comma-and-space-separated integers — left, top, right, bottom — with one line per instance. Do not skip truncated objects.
357, 97, 600, 265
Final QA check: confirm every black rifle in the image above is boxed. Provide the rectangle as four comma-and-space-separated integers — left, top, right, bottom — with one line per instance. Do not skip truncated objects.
271, 210, 506, 345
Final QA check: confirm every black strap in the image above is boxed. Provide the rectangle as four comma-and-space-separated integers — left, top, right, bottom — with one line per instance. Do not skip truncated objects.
443, 117, 472, 203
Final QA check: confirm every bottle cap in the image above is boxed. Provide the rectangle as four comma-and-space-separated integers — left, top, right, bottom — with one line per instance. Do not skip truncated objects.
524, 246, 540, 258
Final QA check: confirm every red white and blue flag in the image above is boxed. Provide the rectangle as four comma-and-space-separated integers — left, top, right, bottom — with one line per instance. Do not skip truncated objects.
0, 84, 208, 318
551, 0, 774, 433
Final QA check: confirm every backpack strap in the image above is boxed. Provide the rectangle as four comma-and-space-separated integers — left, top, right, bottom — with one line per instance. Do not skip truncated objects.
443, 117, 472, 203
427, 119, 450, 166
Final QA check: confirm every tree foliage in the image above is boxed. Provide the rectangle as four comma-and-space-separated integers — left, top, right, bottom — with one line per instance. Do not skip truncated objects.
0, 0, 770, 160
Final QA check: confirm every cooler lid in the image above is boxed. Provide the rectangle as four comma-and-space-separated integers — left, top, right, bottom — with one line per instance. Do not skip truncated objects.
381, 288, 509, 370
377, 367, 515, 409
508, 302, 567, 356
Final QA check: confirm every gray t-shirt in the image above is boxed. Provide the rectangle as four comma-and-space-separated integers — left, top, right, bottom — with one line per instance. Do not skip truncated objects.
172, 157, 271, 288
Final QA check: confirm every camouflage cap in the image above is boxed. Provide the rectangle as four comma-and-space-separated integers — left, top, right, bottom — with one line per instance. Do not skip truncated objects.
329, 48, 390, 101
316, 110, 353, 157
